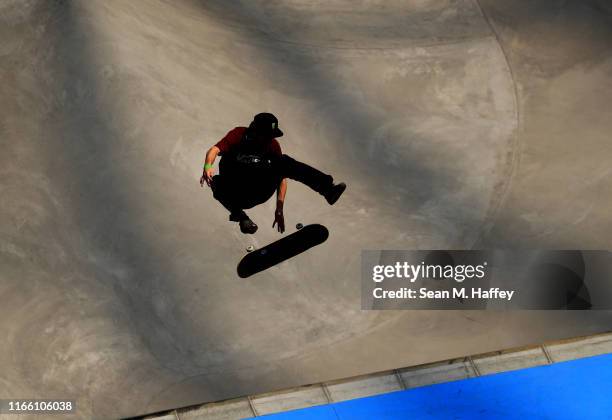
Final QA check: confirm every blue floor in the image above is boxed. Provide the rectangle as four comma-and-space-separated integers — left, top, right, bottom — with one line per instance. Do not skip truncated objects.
252, 353, 612, 419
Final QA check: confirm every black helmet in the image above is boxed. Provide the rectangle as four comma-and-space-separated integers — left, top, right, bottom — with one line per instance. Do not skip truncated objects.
249, 112, 283, 138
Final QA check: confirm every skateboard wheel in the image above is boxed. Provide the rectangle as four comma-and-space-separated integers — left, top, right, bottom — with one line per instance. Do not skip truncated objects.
246, 245, 255, 252
260, 249, 268, 255
296, 223, 304, 230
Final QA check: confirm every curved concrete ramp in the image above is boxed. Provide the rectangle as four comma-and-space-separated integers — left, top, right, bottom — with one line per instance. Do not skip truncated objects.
1, 0, 611, 418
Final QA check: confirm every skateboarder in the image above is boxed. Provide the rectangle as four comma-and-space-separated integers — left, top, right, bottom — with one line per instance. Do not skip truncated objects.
200, 113, 346, 234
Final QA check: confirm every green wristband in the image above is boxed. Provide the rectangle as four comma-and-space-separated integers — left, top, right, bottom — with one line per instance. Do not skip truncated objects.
204, 163, 213, 170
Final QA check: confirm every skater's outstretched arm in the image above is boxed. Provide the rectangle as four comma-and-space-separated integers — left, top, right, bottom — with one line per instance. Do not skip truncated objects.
200, 146, 220, 187
273, 178, 287, 233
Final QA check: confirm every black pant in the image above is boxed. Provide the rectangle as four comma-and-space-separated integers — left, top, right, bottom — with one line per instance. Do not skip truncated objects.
211, 154, 333, 220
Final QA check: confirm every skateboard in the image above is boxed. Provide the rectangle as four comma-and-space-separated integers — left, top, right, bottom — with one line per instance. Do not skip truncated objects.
237, 224, 329, 278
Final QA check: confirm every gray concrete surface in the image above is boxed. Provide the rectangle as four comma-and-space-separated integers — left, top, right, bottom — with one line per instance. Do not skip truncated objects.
1, 0, 611, 418
144, 332, 612, 419
326, 373, 402, 402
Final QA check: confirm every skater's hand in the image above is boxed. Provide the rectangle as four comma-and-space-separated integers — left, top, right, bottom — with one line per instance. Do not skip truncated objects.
272, 209, 285, 233
200, 168, 215, 187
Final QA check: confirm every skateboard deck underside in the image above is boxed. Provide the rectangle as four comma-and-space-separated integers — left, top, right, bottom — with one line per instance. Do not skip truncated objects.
237, 224, 329, 278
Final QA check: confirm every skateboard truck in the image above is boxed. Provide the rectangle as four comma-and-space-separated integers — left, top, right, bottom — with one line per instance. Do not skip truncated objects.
245, 223, 305, 253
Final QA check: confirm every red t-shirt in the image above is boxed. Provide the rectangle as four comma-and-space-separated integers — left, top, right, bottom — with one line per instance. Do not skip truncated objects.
215, 127, 282, 156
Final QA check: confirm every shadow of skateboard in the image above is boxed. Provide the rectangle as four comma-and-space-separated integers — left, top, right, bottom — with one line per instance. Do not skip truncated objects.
237, 224, 329, 278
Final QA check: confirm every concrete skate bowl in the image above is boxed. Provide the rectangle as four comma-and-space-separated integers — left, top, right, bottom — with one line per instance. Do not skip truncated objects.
1, 0, 611, 418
